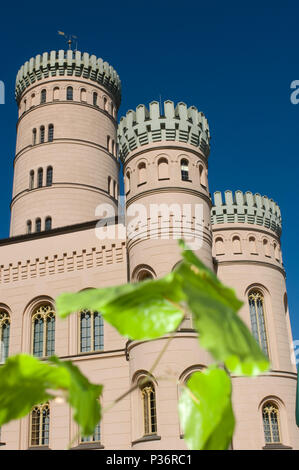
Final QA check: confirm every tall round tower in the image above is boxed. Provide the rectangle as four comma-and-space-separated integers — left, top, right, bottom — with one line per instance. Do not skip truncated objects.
118, 100, 212, 280
118, 100, 215, 450
10, 50, 121, 236
211, 190, 298, 449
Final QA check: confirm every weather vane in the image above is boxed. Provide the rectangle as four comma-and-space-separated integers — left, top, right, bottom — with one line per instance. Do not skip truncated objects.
58, 31, 78, 51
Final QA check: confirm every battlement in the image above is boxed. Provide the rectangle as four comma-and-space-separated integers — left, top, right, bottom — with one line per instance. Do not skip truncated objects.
117, 100, 210, 161
15, 50, 121, 105
211, 190, 282, 236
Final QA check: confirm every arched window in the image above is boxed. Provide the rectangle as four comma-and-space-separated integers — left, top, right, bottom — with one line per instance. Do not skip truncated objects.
35, 218, 41, 233
45, 217, 52, 231
249, 236, 257, 254
107, 136, 111, 152
66, 86, 73, 101
80, 88, 87, 102
0, 311, 10, 363
215, 237, 224, 256
199, 165, 204, 185
181, 159, 189, 181
80, 423, 101, 444
141, 382, 157, 436
32, 305, 55, 357
126, 171, 131, 194
27, 220, 32, 234
112, 140, 115, 156
48, 124, 54, 142
37, 168, 43, 188
40, 89, 46, 104
262, 402, 281, 444
103, 96, 107, 111
138, 162, 147, 185
263, 239, 270, 257
40, 126, 45, 144
232, 236, 242, 254
46, 166, 53, 186
80, 310, 104, 353
53, 87, 59, 101
93, 92, 98, 106
29, 170, 34, 189
30, 404, 50, 447
113, 181, 117, 199
158, 158, 169, 180
32, 128, 37, 145
248, 291, 269, 357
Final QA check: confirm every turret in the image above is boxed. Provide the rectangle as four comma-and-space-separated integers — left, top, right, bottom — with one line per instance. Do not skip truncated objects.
10, 50, 121, 236
118, 99, 213, 279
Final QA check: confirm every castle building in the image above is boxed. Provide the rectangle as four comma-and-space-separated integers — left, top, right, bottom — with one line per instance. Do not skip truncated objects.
0, 49, 298, 450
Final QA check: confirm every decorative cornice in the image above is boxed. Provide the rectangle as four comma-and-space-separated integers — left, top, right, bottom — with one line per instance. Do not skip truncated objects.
211, 190, 282, 237
15, 50, 121, 105
118, 100, 210, 161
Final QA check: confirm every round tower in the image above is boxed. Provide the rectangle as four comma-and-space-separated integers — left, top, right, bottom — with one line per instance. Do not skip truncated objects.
10, 50, 121, 236
118, 99, 213, 280
118, 100, 215, 450
211, 190, 298, 449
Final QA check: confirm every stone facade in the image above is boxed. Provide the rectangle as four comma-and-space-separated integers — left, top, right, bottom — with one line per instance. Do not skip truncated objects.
0, 49, 297, 450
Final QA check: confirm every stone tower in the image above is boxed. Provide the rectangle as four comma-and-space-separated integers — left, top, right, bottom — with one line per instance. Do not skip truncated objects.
118, 99, 213, 280
10, 50, 121, 236
211, 190, 297, 449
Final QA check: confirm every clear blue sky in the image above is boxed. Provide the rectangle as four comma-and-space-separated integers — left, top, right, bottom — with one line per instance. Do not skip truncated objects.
0, 1, 298, 341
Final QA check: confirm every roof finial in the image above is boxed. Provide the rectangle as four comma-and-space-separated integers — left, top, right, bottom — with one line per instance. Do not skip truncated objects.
58, 31, 78, 51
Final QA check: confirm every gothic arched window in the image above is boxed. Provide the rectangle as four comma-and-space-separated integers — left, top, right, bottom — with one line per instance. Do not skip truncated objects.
46, 166, 53, 186
32, 305, 55, 357
40, 89, 46, 104
80, 423, 101, 444
80, 310, 104, 353
181, 159, 189, 181
262, 402, 281, 444
141, 382, 157, 436
66, 86, 73, 101
30, 404, 50, 447
0, 311, 10, 363
48, 124, 54, 142
248, 291, 269, 357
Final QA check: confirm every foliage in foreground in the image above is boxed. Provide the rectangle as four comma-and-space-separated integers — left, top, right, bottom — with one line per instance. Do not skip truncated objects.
0, 240, 269, 449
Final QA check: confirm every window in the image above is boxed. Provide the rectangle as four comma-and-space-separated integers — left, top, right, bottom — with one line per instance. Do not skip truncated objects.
93, 92, 98, 106
32, 305, 55, 357
80, 423, 101, 443
249, 236, 257, 254
181, 159, 189, 181
37, 168, 43, 188
158, 158, 169, 180
45, 217, 52, 231
40, 126, 45, 144
80, 88, 87, 102
112, 140, 115, 156
32, 128, 37, 145
40, 89, 46, 104
67, 86, 73, 101
263, 402, 281, 444
80, 310, 104, 353
107, 136, 110, 152
215, 237, 224, 256
103, 96, 107, 111
29, 170, 34, 189
48, 124, 54, 142
0, 311, 10, 363
248, 291, 269, 357
46, 166, 53, 186
27, 220, 32, 234
141, 382, 157, 436
126, 171, 131, 194
35, 218, 41, 233
137, 162, 146, 185
53, 87, 59, 101
30, 404, 50, 447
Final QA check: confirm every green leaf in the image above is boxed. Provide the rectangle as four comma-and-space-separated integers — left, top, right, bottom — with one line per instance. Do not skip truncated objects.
176, 240, 270, 375
178, 367, 235, 450
0, 354, 102, 436
56, 273, 185, 340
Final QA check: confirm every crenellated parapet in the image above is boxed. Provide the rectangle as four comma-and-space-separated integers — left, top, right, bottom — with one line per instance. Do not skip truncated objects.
15, 50, 121, 105
211, 190, 282, 236
117, 100, 210, 161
